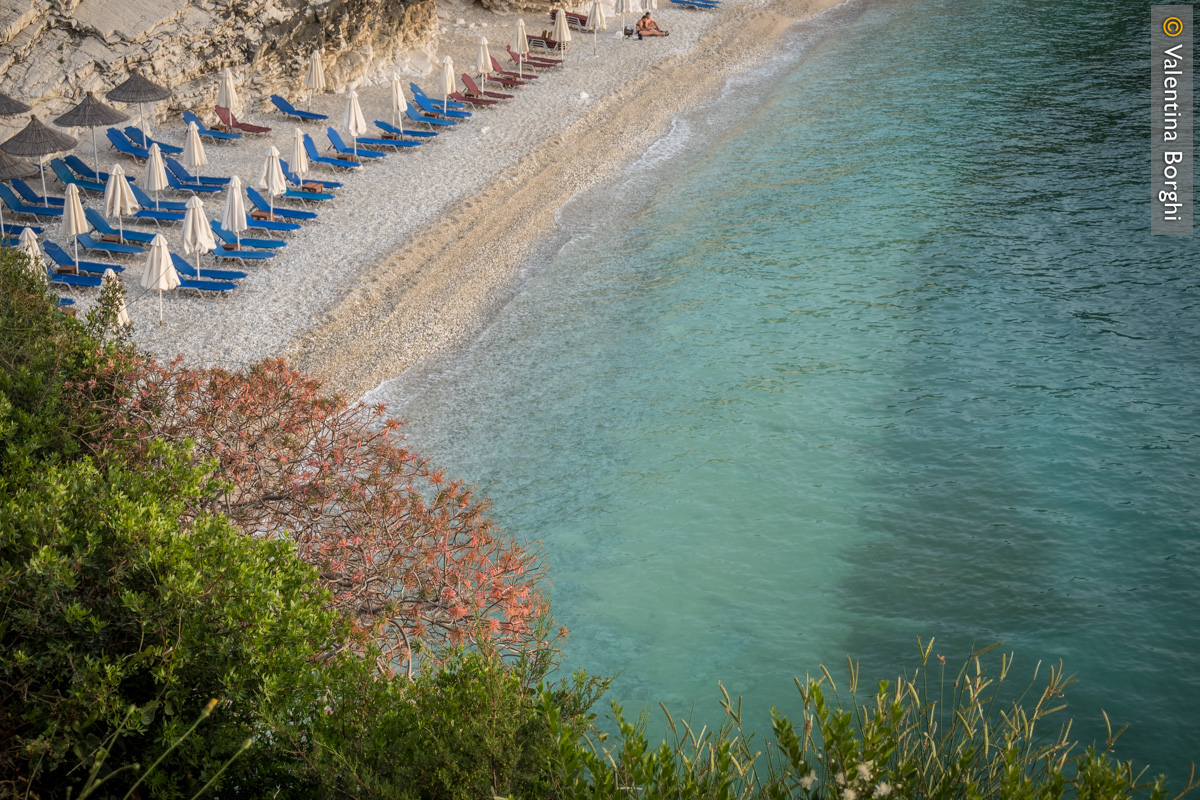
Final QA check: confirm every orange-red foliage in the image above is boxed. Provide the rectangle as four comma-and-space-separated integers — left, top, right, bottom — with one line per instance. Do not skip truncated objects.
86, 356, 552, 677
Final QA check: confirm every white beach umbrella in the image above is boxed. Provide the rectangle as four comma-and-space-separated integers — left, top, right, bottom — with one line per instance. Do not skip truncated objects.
102, 268, 131, 326
390, 71, 405, 129
587, 0, 606, 55
257, 145, 287, 218
553, 10, 572, 62
513, 19, 530, 78
290, 127, 310, 182
477, 38, 493, 88
439, 56, 457, 111
614, 0, 633, 32
304, 50, 326, 110
60, 183, 87, 272
143, 143, 169, 210
221, 175, 248, 248
217, 68, 239, 115
104, 162, 139, 241
17, 227, 45, 282
140, 233, 179, 323
342, 90, 366, 159
183, 120, 208, 172
182, 195, 216, 279
645, 0, 657, 11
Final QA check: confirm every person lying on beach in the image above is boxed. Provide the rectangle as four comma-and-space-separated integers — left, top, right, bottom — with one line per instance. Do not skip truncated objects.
636, 13, 668, 37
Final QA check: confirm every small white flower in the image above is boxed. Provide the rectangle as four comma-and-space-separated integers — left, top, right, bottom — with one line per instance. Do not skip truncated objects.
835, 771, 845, 786
842, 789, 857, 800
799, 772, 817, 791
876, 782, 892, 797
856, 762, 872, 781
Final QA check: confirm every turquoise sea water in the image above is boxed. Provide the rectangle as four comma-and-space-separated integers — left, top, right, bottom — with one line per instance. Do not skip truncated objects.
371, 0, 1200, 777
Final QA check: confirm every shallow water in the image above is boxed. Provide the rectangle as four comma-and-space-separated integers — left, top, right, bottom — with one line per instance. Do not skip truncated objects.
370, 0, 1200, 777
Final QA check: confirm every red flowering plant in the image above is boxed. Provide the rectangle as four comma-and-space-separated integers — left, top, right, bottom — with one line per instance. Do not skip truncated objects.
85, 355, 557, 678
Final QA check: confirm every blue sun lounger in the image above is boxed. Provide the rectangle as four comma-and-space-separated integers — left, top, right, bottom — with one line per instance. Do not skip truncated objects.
77, 232, 143, 256
354, 132, 422, 150
410, 83, 469, 112
44, 241, 124, 276
410, 90, 471, 120
107, 128, 150, 160
210, 221, 287, 250
279, 159, 342, 191
164, 168, 222, 194
12, 179, 65, 207
64, 155, 131, 184
0, 185, 64, 219
46, 265, 103, 288
124, 126, 183, 154
270, 95, 328, 122
182, 110, 242, 142
210, 244, 274, 265
1, 222, 42, 236
242, 214, 301, 233
374, 119, 438, 139
84, 209, 156, 245
170, 252, 247, 282
50, 160, 106, 193
302, 133, 362, 171
130, 184, 187, 213
670, 0, 719, 8
246, 187, 318, 221
165, 158, 229, 187
405, 102, 458, 129
326, 128, 387, 160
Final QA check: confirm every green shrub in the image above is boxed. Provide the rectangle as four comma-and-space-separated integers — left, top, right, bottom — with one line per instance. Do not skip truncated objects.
545, 642, 1197, 800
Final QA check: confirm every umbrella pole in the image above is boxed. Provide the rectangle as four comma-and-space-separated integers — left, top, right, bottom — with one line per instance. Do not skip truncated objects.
91, 128, 100, 178
40, 162, 49, 208
117, 215, 124, 242
73, 237, 79, 273
235, 231, 240, 248
195, 249, 201, 280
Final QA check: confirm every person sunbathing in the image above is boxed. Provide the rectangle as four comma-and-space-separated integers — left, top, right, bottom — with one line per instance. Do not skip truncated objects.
636, 13, 668, 37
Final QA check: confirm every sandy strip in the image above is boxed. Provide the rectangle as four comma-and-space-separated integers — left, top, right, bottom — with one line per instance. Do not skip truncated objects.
64, 0, 843, 395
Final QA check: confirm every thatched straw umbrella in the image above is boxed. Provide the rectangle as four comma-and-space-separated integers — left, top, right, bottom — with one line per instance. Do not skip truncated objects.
0, 149, 38, 238
0, 115, 78, 206
106, 72, 171, 137
0, 91, 32, 117
54, 92, 129, 178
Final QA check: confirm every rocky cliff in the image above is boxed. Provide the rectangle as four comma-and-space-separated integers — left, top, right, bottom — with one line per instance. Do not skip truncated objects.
0, 0, 437, 127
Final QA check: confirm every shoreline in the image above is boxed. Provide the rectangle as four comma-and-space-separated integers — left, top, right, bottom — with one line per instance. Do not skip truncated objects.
106, 0, 845, 396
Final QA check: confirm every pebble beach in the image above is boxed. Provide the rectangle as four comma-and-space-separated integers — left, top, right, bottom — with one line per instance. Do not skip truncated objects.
40, 0, 843, 397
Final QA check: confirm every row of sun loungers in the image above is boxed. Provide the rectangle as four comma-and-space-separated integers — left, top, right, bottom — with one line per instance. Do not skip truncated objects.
7, 49, 579, 308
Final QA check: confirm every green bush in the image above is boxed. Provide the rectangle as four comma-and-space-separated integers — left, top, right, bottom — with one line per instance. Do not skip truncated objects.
544, 642, 1196, 800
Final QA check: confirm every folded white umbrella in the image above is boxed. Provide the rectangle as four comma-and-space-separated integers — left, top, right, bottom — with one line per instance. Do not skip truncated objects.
182, 120, 207, 172
553, 10, 572, 61
257, 145, 287, 218
217, 68, 239, 115
60, 183, 87, 272
513, 19, 530, 79
182, 195, 216, 279
645, 0, 656, 11
587, 0, 606, 55
104, 162, 139, 241
439, 56, 457, 111
342, 90, 366, 159
615, 0, 633, 31
143, 143, 169, 210
304, 50, 326, 110
390, 71, 405, 129
140, 233, 179, 323
477, 38, 493, 88
221, 175, 248, 248
290, 127, 310, 183
102, 268, 130, 326
18, 227, 45, 282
